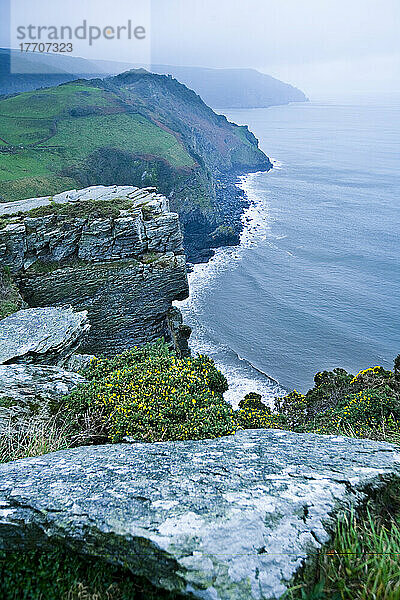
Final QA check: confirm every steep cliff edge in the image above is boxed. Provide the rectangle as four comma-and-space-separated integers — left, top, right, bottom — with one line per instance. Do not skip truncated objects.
150, 65, 308, 109
0, 70, 271, 261
0, 185, 190, 356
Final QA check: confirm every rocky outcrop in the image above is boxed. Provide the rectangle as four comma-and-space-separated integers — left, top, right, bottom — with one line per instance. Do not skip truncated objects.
0, 364, 85, 434
0, 306, 89, 365
61, 353, 96, 372
167, 306, 192, 358
0, 429, 399, 599
0, 186, 190, 356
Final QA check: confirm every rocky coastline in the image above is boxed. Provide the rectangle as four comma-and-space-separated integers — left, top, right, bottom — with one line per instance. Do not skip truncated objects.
184, 165, 271, 264
1, 182, 400, 600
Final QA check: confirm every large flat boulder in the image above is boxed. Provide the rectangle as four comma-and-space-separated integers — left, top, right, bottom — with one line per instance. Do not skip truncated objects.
0, 429, 399, 599
0, 306, 89, 364
0, 363, 85, 434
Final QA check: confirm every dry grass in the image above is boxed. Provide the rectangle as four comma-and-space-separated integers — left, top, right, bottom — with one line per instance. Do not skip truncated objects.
65, 581, 122, 600
0, 417, 72, 463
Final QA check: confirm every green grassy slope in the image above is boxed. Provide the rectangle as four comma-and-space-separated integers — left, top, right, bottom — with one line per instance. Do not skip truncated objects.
0, 71, 270, 258
50, 113, 193, 167
0, 80, 194, 201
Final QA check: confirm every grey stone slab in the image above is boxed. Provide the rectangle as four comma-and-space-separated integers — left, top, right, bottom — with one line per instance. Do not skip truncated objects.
0, 306, 89, 364
0, 429, 399, 599
0, 363, 85, 433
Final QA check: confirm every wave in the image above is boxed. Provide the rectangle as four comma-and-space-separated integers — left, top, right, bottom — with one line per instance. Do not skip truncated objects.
175, 169, 288, 407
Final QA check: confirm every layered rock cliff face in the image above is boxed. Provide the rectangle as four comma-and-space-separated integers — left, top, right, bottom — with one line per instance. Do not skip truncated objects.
0, 185, 190, 356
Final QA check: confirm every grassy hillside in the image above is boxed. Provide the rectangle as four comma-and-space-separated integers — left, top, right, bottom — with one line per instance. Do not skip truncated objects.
0, 71, 270, 258
0, 81, 194, 197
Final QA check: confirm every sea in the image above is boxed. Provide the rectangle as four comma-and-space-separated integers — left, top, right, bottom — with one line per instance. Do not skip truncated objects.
175, 98, 400, 406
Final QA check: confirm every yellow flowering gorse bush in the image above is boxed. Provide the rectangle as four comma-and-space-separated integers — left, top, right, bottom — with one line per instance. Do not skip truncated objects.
276, 357, 400, 442
64, 340, 237, 443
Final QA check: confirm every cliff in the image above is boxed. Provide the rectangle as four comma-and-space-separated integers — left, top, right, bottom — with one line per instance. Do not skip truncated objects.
150, 65, 308, 108
0, 49, 308, 109
0, 69, 271, 261
0, 185, 190, 356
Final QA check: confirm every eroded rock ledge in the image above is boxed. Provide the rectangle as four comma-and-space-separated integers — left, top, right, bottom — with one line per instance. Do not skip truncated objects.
0, 306, 89, 365
0, 429, 399, 599
0, 185, 190, 355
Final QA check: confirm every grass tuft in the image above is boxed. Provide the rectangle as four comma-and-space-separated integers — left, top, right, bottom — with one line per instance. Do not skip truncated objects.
0, 417, 72, 463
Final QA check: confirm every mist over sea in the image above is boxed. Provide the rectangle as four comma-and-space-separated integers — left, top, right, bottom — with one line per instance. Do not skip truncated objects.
176, 100, 400, 402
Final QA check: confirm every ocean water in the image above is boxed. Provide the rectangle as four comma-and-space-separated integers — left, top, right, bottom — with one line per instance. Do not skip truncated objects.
176, 101, 400, 403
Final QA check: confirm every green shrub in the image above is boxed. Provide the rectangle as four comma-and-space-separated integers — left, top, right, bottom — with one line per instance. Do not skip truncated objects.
64, 340, 236, 443
236, 392, 283, 430
275, 358, 400, 443
314, 388, 400, 437
274, 389, 308, 430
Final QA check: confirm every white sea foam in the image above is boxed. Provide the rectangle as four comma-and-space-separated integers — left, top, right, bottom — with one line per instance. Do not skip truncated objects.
270, 158, 284, 170
175, 168, 287, 407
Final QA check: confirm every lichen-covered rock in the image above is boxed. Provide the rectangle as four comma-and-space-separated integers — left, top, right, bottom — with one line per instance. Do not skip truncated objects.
0, 186, 184, 269
167, 306, 192, 358
0, 363, 85, 433
0, 186, 189, 355
0, 429, 399, 599
0, 267, 26, 319
0, 306, 90, 364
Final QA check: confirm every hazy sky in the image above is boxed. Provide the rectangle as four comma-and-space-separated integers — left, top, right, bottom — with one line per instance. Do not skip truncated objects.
1, 0, 399, 98
151, 0, 400, 98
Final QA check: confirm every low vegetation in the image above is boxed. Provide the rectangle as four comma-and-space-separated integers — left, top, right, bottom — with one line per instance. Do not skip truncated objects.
1, 341, 400, 599
0, 545, 187, 600
63, 340, 235, 444
275, 359, 400, 445
0, 80, 195, 202
0, 266, 24, 318
25, 196, 135, 220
